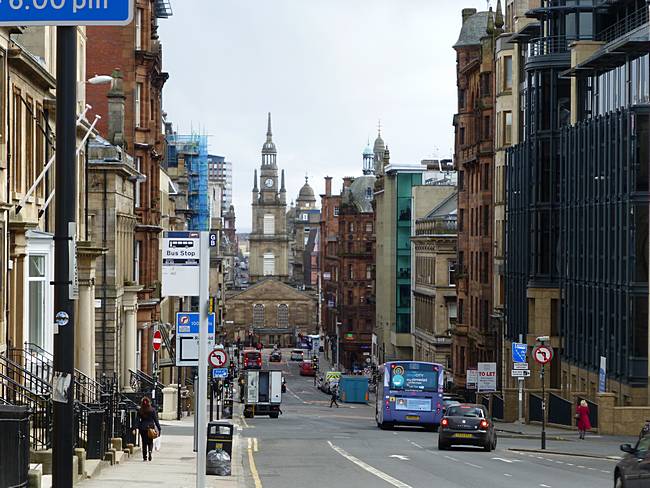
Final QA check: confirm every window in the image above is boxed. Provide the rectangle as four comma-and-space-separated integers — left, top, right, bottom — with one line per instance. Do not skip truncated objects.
253, 304, 264, 326
135, 83, 142, 128
459, 209, 465, 232
263, 252, 275, 276
25, 97, 34, 191
263, 214, 275, 235
12, 87, 22, 192
503, 55, 512, 90
448, 302, 457, 327
135, 156, 142, 207
365, 242, 372, 253
504, 111, 512, 146
482, 115, 491, 139
349, 222, 354, 233
448, 260, 457, 286
459, 89, 465, 109
333, 206, 339, 216
277, 304, 289, 327
348, 264, 354, 280
459, 127, 465, 145
35, 104, 45, 198
135, 8, 143, 50
366, 265, 372, 280
0, 49, 6, 145
365, 187, 372, 199
482, 164, 489, 191
134, 241, 141, 283
365, 222, 373, 233
28, 255, 47, 350
301, 213, 308, 221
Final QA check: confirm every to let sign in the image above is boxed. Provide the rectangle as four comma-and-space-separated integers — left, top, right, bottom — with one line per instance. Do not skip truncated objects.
477, 362, 497, 392
0, 0, 134, 26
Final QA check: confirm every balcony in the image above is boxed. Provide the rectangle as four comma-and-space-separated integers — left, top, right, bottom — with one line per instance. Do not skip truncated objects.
597, 5, 649, 44
526, 36, 571, 68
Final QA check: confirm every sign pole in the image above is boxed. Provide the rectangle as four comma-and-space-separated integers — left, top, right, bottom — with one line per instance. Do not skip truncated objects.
52, 26, 77, 488
518, 334, 524, 423
197, 231, 209, 487
541, 364, 546, 450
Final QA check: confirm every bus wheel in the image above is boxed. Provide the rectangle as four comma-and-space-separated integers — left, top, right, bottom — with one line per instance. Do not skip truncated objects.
379, 422, 393, 430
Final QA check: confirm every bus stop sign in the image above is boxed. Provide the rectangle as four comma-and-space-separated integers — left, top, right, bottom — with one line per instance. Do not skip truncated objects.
0, 0, 134, 26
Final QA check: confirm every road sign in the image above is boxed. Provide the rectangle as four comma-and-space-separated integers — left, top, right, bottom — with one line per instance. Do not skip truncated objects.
513, 362, 529, 370
209, 232, 218, 247
212, 368, 228, 379
598, 356, 606, 392
512, 342, 527, 363
466, 369, 478, 389
175, 312, 216, 366
477, 362, 497, 392
533, 345, 553, 365
208, 348, 228, 368
152, 330, 162, 352
511, 369, 531, 378
162, 231, 201, 297
0, 0, 134, 26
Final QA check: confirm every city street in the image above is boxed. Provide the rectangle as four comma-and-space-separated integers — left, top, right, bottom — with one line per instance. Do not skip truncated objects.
236, 351, 617, 488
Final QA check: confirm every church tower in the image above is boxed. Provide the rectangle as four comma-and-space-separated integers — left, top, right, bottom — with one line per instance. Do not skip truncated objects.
249, 113, 290, 283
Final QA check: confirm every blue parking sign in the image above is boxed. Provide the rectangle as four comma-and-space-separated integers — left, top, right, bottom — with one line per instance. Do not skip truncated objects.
512, 343, 527, 363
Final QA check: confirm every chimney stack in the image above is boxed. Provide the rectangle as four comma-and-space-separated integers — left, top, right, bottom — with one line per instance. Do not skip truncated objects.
107, 68, 125, 148
325, 176, 332, 196
343, 176, 354, 189
462, 8, 477, 24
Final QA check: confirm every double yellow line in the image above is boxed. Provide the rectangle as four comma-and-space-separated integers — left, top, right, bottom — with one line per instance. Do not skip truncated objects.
247, 437, 262, 488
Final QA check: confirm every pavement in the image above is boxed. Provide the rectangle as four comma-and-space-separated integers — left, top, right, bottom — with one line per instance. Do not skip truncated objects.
80, 348, 635, 487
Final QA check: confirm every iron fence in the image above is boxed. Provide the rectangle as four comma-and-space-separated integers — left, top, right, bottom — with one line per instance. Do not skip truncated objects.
548, 392, 573, 426
529, 393, 543, 423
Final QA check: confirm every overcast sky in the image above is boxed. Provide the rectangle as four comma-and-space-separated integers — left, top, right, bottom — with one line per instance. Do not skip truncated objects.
159, 0, 489, 232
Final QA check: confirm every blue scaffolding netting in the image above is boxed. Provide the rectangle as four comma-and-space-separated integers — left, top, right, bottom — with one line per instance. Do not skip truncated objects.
166, 133, 210, 231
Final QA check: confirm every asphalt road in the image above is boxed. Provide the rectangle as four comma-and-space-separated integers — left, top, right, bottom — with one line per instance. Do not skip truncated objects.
236, 350, 615, 488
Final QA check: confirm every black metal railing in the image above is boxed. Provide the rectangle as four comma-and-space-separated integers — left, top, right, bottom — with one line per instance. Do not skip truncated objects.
548, 392, 573, 426
0, 354, 52, 450
597, 5, 649, 44
527, 36, 569, 57
492, 394, 504, 420
129, 369, 163, 407
529, 393, 544, 423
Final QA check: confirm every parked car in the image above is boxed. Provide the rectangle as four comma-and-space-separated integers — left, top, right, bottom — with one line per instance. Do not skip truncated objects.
243, 350, 262, 370
615, 423, 650, 487
290, 349, 304, 361
299, 360, 316, 376
269, 350, 282, 362
438, 404, 497, 452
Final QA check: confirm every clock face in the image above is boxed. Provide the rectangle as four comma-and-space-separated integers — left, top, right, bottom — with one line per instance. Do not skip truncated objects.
265, 178, 274, 188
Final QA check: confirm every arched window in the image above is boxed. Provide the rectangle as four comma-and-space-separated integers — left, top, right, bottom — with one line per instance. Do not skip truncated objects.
253, 304, 265, 327
277, 304, 289, 327
263, 252, 275, 276
263, 214, 275, 235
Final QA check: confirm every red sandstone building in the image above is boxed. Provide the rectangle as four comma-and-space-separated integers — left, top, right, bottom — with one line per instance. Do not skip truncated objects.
452, 7, 500, 390
86, 0, 172, 376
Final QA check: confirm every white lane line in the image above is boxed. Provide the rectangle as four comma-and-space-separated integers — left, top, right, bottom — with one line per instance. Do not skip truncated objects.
554, 461, 564, 464
567, 463, 574, 466
600, 470, 609, 474
540, 485, 551, 488
327, 441, 413, 488
577, 465, 586, 469
253, 437, 259, 452
504, 474, 512, 477
247, 437, 252, 449
464, 462, 483, 469
286, 386, 306, 403
444, 455, 459, 462
411, 442, 423, 449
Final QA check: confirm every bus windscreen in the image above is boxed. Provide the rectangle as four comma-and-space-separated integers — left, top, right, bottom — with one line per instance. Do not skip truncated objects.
389, 363, 439, 392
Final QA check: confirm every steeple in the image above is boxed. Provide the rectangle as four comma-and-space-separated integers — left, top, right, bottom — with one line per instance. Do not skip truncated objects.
261, 112, 277, 167
363, 138, 374, 175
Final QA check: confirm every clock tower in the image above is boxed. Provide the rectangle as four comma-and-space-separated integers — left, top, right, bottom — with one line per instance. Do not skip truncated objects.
249, 113, 290, 283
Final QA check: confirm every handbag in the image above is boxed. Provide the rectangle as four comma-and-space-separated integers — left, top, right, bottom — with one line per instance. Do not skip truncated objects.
147, 427, 159, 440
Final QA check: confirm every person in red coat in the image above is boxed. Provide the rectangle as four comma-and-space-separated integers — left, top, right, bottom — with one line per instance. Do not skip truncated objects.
576, 400, 592, 439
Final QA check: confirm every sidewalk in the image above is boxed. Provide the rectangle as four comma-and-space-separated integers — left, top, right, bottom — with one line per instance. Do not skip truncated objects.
80, 415, 248, 488
497, 421, 637, 459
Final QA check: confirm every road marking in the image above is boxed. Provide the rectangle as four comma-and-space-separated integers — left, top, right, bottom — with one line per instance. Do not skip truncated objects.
444, 455, 459, 462
410, 442, 423, 449
464, 462, 483, 469
327, 441, 413, 488
567, 463, 574, 466
504, 474, 512, 477
253, 437, 259, 452
287, 386, 306, 403
540, 485, 551, 488
577, 465, 585, 469
389, 455, 410, 461
492, 457, 514, 463
247, 438, 263, 488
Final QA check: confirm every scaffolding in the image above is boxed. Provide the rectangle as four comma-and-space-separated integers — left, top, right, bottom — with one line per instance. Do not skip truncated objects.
166, 133, 210, 231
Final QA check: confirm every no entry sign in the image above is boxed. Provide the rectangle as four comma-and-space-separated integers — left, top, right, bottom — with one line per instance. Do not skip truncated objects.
533, 345, 553, 365
152, 330, 163, 352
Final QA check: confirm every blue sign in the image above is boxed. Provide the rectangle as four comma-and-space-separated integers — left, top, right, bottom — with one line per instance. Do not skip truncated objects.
598, 356, 606, 393
0, 0, 134, 27
212, 368, 228, 379
209, 232, 218, 248
176, 312, 215, 334
512, 343, 527, 363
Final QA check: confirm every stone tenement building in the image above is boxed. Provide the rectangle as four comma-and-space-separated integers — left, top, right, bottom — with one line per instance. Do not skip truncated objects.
249, 113, 290, 283
452, 7, 500, 390
87, 0, 172, 377
287, 177, 320, 287
337, 172, 376, 371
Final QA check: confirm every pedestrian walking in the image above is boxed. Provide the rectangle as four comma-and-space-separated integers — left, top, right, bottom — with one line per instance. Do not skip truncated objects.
136, 397, 161, 461
329, 383, 339, 408
576, 399, 591, 439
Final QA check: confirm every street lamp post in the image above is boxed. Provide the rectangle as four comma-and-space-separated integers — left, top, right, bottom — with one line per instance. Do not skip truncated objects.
336, 321, 341, 371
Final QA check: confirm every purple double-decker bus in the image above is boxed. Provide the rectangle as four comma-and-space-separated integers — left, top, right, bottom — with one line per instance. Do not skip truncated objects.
375, 361, 444, 431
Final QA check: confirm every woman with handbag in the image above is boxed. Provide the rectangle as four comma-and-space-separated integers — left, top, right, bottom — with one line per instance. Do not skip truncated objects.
137, 397, 161, 461
576, 399, 591, 440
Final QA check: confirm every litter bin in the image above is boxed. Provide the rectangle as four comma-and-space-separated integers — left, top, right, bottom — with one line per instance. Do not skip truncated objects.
206, 421, 233, 457
0, 405, 31, 488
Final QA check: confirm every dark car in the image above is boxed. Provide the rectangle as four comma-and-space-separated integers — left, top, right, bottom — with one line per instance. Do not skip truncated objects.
614, 424, 650, 487
269, 350, 282, 362
438, 404, 497, 452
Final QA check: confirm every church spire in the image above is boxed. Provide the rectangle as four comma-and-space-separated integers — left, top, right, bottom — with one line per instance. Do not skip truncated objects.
261, 112, 277, 167
267, 112, 272, 139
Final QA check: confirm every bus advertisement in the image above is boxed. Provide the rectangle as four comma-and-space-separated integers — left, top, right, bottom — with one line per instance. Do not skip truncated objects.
375, 361, 444, 431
